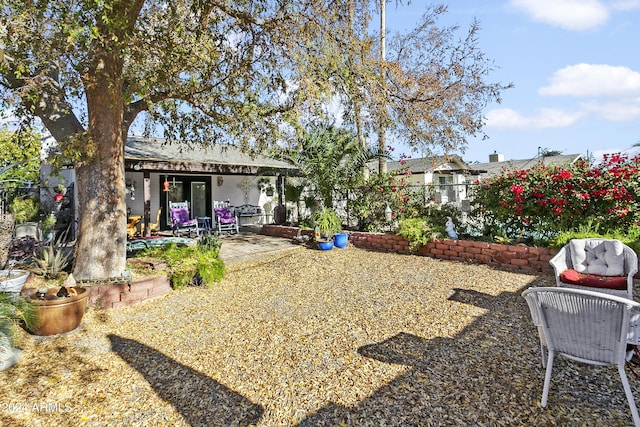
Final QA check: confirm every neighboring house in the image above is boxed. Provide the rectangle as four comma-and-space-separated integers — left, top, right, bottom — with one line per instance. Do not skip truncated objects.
42, 136, 297, 234
468, 151, 583, 182
381, 152, 582, 211
384, 155, 481, 208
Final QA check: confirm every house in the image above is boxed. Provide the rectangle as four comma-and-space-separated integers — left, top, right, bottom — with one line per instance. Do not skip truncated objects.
384, 155, 482, 208
42, 136, 297, 235
381, 152, 582, 211
468, 151, 583, 181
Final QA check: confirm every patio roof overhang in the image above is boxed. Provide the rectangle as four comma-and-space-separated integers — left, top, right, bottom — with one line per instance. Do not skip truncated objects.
124, 136, 298, 176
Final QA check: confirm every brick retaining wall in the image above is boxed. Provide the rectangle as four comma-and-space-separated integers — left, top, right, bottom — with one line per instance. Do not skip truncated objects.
260, 224, 557, 274
22, 275, 172, 310
85, 276, 172, 309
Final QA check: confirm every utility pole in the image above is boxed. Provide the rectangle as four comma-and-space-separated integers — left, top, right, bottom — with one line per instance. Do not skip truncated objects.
378, 0, 387, 174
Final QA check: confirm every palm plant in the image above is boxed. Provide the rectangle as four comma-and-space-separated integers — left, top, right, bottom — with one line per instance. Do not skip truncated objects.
0, 293, 37, 370
286, 123, 383, 210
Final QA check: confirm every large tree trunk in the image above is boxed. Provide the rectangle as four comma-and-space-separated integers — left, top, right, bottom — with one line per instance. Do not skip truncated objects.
72, 55, 127, 281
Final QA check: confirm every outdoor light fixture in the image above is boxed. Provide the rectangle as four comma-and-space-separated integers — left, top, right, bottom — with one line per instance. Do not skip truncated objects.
126, 179, 136, 200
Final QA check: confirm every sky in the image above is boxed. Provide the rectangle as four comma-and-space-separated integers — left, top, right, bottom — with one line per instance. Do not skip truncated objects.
384, 0, 640, 163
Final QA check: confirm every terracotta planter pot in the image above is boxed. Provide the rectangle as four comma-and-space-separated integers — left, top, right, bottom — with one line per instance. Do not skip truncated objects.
28, 287, 88, 336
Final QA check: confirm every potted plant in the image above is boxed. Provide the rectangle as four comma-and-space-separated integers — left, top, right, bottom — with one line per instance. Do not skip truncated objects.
0, 292, 37, 370
257, 177, 275, 197
312, 208, 342, 250
24, 243, 89, 336
41, 213, 56, 243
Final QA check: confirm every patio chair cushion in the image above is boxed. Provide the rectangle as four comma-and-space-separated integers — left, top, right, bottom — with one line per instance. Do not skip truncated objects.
559, 268, 627, 290
171, 208, 197, 226
569, 238, 625, 276
214, 208, 237, 224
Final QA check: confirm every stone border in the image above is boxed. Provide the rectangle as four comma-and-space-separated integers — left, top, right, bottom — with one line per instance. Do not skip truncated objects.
260, 224, 557, 274
22, 276, 172, 310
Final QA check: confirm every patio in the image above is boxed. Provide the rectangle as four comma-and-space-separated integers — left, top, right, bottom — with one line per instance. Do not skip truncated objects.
1, 246, 639, 426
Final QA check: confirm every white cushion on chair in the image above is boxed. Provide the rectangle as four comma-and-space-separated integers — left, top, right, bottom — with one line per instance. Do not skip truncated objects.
569, 239, 625, 276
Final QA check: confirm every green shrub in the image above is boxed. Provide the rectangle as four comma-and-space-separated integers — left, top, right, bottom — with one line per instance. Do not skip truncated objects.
398, 217, 441, 253
197, 234, 221, 255
10, 196, 39, 223
312, 208, 341, 239
134, 242, 225, 289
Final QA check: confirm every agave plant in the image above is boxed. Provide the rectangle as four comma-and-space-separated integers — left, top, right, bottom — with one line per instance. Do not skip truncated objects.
30, 244, 71, 280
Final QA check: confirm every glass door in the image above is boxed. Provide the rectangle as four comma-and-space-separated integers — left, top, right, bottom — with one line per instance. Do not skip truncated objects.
191, 181, 207, 218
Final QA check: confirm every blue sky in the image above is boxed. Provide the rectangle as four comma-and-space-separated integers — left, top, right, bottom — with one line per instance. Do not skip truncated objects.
385, 0, 640, 163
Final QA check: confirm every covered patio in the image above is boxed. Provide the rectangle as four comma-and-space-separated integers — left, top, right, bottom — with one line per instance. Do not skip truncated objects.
123, 136, 296, 237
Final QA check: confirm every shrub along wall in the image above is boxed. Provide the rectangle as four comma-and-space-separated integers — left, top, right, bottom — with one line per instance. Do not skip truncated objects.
260, 225, 557, 274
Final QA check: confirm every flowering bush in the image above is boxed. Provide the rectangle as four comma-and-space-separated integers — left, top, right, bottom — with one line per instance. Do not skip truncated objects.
470, 153, 640, 243
347, 168, 416, 231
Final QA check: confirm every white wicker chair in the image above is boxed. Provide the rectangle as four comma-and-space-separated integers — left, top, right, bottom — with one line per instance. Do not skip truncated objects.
522, 287, 640, 426
549, 238, 638, 298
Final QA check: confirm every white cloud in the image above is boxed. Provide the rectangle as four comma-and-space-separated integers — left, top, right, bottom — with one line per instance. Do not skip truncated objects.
485, 107, 584, 129
612, 0, 640, 11
509, 0, 609, 30
539, 64, 640, 97
579, 99, 640, 121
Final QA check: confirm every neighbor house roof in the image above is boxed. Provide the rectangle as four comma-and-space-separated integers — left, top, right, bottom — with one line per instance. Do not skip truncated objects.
124, 136, 297, 175
371, 155, 477, 175
468, 154, 582, 180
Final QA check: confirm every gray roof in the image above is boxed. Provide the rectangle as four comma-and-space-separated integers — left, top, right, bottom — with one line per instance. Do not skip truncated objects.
385, 155, 469, 174
124, 136, 296, 174
469, 154, 582, 179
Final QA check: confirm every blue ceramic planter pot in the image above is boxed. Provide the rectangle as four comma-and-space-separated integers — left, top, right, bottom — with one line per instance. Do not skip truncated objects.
333, 233, 348, 249
316, 240, 334, 251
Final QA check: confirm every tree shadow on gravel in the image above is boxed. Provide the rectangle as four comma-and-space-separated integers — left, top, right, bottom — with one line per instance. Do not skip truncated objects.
108, 334, 263, 426
299, 278, 638, 426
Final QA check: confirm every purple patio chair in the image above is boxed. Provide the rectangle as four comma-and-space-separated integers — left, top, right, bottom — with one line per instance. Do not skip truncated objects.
169, 201, 199, 237
214, 207, 239, 235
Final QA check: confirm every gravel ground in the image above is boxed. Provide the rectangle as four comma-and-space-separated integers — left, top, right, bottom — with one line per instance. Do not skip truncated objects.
1, 245, 639, 426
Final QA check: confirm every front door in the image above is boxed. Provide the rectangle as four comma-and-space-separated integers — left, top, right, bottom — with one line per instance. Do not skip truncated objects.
161, 175, 211, 229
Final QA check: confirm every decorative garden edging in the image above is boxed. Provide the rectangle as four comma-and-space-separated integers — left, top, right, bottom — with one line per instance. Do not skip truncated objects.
260, 224, 558, 274
21, 276, 171, 310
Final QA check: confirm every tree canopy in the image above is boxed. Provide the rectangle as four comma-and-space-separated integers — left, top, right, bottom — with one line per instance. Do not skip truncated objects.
0, 1, 510, 281
0, 128, 40, 186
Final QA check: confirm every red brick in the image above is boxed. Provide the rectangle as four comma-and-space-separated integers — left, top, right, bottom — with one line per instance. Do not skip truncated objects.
465, 246, 483, 254
130, 279, 155, 292
120, 287, 150, 302
147, 283, 171, 298
511, 245, 530, 253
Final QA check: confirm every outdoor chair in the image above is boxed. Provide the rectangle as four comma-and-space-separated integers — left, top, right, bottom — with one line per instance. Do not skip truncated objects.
126, 217, 140, 239
214, 207, 239, 235
169, 201, 199, 237
549, 238, 638, 299
140, 208, 162, 235
522, 287, 640, 426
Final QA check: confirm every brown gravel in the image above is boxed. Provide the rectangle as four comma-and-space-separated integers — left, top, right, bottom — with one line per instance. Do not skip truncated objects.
1, 245, 639, 426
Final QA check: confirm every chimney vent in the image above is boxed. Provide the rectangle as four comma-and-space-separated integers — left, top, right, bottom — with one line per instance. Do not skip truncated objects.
489, 151, 504, 163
